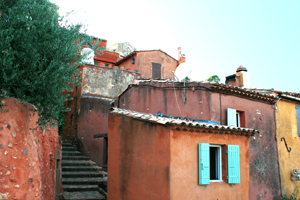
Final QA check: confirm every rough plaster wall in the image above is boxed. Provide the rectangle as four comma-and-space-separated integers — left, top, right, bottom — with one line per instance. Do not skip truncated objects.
82, 67, 138, 98
136, 51, 178, 79
77, 96, 112, 166
0, 98, 61, 200
108, 114, 171, 200
276, 100, 300, 197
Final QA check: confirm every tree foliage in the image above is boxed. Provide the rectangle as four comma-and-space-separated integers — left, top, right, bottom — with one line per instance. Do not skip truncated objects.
206, 75, 221, 83
0, 0, 100, 129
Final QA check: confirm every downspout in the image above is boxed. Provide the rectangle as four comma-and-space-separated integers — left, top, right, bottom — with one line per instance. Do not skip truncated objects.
220, 93, 222, 125
274, 97, 284, 197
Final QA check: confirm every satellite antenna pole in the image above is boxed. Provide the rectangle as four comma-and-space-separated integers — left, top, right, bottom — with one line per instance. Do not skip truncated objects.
172, 71, 186, 102
184, 78, 186, 103
172, 71, 179, 81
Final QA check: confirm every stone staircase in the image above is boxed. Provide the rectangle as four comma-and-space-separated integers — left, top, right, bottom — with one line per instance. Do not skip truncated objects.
62, 142, 107, 200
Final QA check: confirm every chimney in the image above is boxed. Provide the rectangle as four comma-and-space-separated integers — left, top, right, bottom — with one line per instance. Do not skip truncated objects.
177, 47, 186, 65
225, 65, 250, 88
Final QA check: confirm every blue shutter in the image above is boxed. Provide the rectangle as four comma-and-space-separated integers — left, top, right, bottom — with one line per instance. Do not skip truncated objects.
227, 108, 237, 127
198, 143, 210, 185
227, 145, 240, 184
296, 106, 300, 137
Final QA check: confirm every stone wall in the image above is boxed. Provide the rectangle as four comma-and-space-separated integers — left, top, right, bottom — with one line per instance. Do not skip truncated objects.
81, 65, 140, 98
0, 98, 61, 200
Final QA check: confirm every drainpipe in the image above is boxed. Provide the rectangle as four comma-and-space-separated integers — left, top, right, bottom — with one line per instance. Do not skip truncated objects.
274, 97, 284, 197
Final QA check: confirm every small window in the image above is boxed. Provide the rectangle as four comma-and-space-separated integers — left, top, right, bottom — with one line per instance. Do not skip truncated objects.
210, 145, 222, 181
199, 143, 240, 185
236, 112, 240, 127
227, 108, 244, 127
152, 62, 161, 79
131, 57, 135, 64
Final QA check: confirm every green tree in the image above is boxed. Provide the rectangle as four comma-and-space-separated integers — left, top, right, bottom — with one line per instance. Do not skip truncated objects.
206, 75, 221, 83
0, 0, 100, 129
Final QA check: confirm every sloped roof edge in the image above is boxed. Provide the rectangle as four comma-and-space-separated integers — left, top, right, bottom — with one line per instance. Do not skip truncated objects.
110, 108, 258, 136
126, 80, 278, 102
115, 49, 177, 65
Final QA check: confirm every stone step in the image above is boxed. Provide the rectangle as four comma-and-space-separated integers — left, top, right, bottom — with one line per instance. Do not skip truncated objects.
62, 171, 106, 178
63, 191, 105, 200
62, 143, 74, 147
62, 184, 99, 191
62, 151, 82, 156
62, 146, 78, 151
62, 156, 90, 160
62, 160, 96, 167
62, 177, 107, 185
62, 166, 103, 172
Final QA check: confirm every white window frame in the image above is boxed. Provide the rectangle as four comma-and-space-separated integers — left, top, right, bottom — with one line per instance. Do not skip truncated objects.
209, 144, 222, 182
236, 112, 240, 127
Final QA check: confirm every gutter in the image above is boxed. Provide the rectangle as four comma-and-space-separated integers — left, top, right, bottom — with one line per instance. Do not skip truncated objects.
280, 94, 300, 102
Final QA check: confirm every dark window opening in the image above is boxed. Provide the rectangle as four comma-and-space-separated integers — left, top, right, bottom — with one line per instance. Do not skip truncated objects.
152, 62, 161, 79
210, 145, 221, 181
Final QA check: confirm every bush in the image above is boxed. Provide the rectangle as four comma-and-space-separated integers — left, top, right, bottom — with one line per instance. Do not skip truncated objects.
0, 0, 101, 130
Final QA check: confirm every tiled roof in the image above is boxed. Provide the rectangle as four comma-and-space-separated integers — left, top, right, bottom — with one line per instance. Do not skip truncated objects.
110, 108, 258, 136
210, 83, 278, 102
249, 88, 300, 97
115, 49, 177, 65
82, 95, 115, 102
129, 79, 278, 102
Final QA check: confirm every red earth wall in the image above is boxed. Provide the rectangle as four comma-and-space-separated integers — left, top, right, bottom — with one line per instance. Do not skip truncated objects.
0, 98, 61, 200
108, 112, 251, 200
108, 113, 171, 200
77, 96, 113, 167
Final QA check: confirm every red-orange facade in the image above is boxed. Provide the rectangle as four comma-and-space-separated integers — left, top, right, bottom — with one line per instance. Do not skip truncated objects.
108, 108, 255, 200
0, 98, 61, 200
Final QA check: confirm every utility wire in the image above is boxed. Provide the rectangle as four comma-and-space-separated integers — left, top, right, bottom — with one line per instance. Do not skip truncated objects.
172, 72, 183, 117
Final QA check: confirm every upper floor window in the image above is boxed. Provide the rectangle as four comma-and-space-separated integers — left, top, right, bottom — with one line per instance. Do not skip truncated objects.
152, 62, 161, 79
227, 108, 245, 127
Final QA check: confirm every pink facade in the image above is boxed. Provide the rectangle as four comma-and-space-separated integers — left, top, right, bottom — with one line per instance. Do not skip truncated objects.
116, 50, 178, 79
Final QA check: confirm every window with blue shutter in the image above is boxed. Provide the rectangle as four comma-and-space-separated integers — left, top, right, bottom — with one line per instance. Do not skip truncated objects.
198, 143, 210, 185
227, 145, 240, 184
296, 106, 300, 137
227, 108, 237, 127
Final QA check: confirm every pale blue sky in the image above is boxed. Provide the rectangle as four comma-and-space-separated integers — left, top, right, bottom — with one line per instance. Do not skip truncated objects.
51, 0, 300, 92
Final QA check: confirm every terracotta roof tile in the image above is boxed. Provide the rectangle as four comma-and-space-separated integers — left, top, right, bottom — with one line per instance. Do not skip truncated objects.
110, 108, 258, 136
130, 80, 278, 102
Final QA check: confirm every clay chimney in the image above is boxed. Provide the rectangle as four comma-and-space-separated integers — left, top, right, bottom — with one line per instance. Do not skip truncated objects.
177, 47, 186, 65
225, 65, 250, 88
